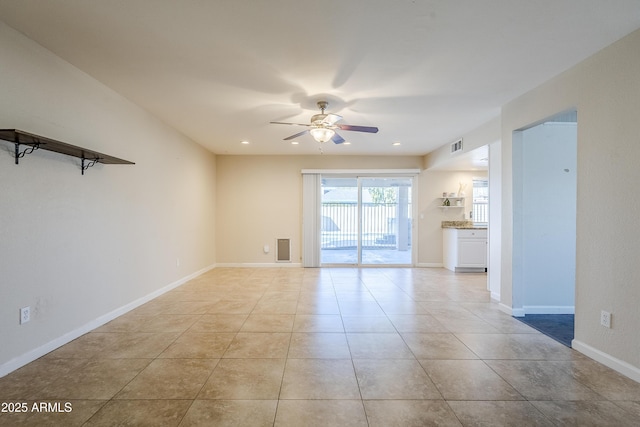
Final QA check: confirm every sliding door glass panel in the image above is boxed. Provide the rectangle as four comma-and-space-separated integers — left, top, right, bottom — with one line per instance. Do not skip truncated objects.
321, 177, 358, 264
361, 177, 412, 265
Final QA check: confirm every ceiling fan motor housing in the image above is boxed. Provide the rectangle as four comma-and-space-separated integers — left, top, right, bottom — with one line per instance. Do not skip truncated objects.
311, 113, 329, 125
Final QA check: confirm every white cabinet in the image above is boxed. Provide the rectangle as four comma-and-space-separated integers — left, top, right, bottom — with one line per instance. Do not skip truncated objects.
443, 228, 487, 272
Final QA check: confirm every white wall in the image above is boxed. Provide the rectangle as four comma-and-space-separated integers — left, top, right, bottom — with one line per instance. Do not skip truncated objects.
501, 28, 640, 380
215, 155, 424, 266
513, 122, 577, 314
417, 170, 487, 267
488, 140, 502, 301
0, 22, 217, 375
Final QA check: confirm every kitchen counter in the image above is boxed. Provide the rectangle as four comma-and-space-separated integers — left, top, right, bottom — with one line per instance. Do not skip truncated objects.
441, 221, 487, 229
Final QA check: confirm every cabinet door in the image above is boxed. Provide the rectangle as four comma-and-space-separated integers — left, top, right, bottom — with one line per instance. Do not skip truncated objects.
458, 238, 487, 267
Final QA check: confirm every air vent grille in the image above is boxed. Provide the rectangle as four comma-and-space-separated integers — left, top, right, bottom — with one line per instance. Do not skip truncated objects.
276, 238, 291, 262
450, 139, 463, 154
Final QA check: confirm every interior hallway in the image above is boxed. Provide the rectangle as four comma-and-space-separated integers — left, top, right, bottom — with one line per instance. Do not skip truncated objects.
1, 267, 639, 426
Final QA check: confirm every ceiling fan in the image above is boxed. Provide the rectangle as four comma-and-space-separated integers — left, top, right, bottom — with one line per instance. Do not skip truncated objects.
270, 101, 379, 144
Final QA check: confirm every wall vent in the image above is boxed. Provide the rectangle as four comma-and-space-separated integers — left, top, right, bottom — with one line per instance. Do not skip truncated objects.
450, 138, 463, 154
276, 238, 291, 262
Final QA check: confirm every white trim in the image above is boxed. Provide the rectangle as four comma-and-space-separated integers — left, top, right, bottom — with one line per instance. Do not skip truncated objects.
0, 264, 216, 378
500, 303, 525, 317
216, 263, 302, 268
416, 263, 443, 268
572, 340, 640, 383
523, 305, 575, 314
301, 169, 421, 175
302, 173, 321, 267
490, 292, 501, 302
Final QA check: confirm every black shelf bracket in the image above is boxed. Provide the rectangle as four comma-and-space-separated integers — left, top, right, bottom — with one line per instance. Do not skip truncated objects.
15, 140, 41, 164
81, 158, 100, 175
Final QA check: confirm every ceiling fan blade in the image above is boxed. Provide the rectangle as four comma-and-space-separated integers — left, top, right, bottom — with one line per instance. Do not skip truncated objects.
332, 133, 345, 144
283, 129, 309, 140
322, 114, 342, 125
337, 124, 379, 133
270, 121, 311, 127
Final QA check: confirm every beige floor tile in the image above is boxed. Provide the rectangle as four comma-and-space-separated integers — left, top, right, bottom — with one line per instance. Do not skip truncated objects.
252, 299, 299, 314
260, 291, 300, 301
455, 333, 576, 360
274, 400, 368, 427
448, 401, 555, 426
84, 400, 189, 427
206, 299, 257, 314
354, 359, 442, 399
377, 300, 430, 315
486, 360, 605, 401
240, 314, 295, 332
293, 314, 344, 332
179, 400, 277, 427
420, 359, 523, 400
614, 401, 640, 417
40, 358, 151, 400
342, 316, 396, 332
198, 358, 285, 399
158, 332, 234, 358
223, 332, 291, 358
433, 316, 501, 333
110, 332, 185, 358
115, 358, 218, 400
531, 400, 640, 426
570, 358, 640, 400
401, 333, 479, 359
135, 314, 201, 333
0, 358, 88, 400
280, 359, 360, 399
363, 400, 463, 427
387, 314, 449, 333
295, 298, 341, 314
7, 267, 639, 427
347, 333, 414, 359
338, 301, 386, 316
288, 333, 351, 358
187, 314, 248, 332
161, 300, 220, 315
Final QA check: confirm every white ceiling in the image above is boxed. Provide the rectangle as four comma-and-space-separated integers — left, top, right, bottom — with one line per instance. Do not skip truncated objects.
1, 0, 639, 156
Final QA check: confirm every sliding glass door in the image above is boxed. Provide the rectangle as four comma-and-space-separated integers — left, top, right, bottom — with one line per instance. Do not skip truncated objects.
320, 176, 413, 266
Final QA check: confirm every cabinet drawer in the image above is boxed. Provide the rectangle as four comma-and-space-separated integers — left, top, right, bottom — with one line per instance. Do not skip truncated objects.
457, 229, 487, 238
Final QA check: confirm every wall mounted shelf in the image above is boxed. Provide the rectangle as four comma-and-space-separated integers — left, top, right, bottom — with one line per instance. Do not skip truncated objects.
0, 129, 134, 175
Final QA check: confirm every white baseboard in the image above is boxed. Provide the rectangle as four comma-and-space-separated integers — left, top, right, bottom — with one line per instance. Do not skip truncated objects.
502, 306, 574, 317
523, 305, 575, 314
416, 263, 443, 268
490, 292, 501, 302
215, 262, 302, 268
507, 305, 525, 317
0, 263, 216, 378
572, 339, 640, 383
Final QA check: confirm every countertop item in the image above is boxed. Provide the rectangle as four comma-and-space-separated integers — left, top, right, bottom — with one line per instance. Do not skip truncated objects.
441, 221, 487, 229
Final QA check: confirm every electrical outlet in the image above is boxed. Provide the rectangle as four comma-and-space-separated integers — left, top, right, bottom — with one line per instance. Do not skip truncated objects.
20, 306, 30, 324
600, 310, 611, 328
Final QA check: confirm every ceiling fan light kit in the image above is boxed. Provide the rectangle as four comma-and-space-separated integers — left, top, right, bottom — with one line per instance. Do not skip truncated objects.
271, 101, 378, 146
309, 127, 335, 143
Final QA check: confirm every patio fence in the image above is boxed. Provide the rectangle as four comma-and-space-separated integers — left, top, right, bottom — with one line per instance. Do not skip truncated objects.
321, 202, 412, 249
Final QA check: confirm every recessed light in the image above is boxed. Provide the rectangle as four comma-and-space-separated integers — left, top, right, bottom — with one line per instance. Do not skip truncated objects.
291, 141, 299, 145
392, 141, 401, 146
343, 142, 351, 145
241, 140, 250, 144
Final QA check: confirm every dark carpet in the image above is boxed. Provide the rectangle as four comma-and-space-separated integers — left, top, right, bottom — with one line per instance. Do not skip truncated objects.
515, 314, 574, 348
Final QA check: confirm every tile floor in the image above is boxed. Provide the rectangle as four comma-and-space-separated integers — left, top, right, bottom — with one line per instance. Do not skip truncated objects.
1, 267, 640, 426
